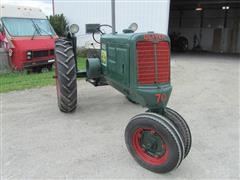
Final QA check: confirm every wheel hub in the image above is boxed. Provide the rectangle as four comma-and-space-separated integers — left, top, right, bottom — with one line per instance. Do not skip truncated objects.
140, 130, 165, 157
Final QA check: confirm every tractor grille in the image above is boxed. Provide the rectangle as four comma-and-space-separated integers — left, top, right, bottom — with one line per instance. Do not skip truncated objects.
137, 41, 170, 85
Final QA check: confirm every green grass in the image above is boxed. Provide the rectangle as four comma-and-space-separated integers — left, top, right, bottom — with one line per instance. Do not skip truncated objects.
0, 57, 86, 93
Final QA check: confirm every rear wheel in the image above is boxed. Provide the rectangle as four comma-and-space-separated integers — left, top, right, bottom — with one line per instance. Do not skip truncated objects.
163, 107, 192, 158
55, 39, 77, 113
125, 112, 185, 173
177, 37, 188, 52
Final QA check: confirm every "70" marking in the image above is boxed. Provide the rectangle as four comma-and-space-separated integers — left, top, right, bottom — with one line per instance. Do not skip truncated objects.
155, 93, 167, 103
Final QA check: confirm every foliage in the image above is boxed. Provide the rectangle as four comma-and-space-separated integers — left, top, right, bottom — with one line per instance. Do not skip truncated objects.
48, 14, 69, 37
77, 47, 88, 57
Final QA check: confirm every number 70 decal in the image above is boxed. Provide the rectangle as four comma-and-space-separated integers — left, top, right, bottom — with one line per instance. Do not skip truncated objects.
155, 94, 167, 103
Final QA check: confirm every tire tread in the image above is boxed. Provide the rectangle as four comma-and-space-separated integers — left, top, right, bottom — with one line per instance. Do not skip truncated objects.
164, 107, 192, 158
55, 39, 77, 113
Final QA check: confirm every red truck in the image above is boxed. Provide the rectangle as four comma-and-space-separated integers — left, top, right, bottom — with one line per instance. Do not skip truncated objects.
0, 4, 57, 71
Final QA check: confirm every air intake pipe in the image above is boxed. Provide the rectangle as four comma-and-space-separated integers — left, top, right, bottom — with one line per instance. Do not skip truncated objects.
111, 0, 116, 34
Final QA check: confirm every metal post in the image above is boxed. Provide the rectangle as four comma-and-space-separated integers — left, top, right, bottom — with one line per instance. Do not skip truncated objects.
223, 9, 229, 28
199, 10, 204, 48
179, 11, 183, 28
111, 0, 116, 34
52, 0, 55, 16
72, 34, 78, 72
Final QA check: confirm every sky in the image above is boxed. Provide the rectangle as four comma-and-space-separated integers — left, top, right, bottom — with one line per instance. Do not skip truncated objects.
1, 0, 52, 15
1, 0, 166, 16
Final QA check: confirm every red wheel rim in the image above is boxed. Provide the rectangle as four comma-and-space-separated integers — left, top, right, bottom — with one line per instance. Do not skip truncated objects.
132, 128, 169, 165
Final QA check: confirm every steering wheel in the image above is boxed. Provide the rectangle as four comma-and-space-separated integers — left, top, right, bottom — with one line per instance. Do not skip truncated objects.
92, 24, 112, 44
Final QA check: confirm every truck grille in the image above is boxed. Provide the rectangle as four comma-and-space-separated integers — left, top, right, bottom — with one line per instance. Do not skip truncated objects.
32, 49, 54, 58
137, 41, 170, 85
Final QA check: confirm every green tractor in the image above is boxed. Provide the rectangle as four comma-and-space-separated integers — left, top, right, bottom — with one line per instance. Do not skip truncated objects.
54, 22, 191, 173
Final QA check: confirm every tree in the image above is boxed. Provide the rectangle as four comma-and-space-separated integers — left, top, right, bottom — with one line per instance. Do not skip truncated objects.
48, 14, 68, 37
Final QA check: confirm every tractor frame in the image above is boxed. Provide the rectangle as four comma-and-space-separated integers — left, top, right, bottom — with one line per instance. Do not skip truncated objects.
54, 23, 191, 173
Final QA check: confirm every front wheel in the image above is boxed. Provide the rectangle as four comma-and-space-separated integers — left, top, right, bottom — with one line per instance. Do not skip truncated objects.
125, 113, 185, 173
164, 107, 192, 158
55, 39, 77, 113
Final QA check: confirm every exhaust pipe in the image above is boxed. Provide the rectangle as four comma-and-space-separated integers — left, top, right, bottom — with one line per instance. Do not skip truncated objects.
111, 0, 116, 34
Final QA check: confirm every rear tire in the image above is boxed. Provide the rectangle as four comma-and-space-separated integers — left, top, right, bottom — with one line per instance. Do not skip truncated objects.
55, 39, 77, 113
164, 107, 191, 158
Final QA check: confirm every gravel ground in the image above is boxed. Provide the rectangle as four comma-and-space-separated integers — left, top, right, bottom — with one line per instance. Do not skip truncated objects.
1, 53, 239, 179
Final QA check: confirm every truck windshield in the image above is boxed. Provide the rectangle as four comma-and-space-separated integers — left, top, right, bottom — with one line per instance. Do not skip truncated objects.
1, 17, 55, 37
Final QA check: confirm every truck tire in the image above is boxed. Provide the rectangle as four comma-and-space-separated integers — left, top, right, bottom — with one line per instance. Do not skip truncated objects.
55, 39, 77, 113
164, 107, 191, 158
125, 112, 184, 173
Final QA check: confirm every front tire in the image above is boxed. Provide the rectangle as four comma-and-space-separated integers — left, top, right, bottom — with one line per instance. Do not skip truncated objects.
125, 113, 185, 173
164, 107, 192, 158
55, 39, 77, 113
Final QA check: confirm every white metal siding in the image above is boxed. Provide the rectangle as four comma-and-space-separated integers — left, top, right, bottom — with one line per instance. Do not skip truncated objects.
55, 0, 170, 47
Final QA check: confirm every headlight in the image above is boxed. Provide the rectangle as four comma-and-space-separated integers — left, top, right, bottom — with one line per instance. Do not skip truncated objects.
128, 23, 138, 32
70, 24, 79, 34
26, 51, 32, 60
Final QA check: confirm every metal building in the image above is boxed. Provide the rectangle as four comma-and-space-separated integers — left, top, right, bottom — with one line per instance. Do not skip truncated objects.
55, 0, 240, 54
55, 0, 170, 47
169, 0, 240, 54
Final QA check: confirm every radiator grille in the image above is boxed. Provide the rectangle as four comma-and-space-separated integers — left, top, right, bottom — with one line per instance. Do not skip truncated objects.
32, 50, 48, 58
32, 49, 54, 58
137, 41, 170, 85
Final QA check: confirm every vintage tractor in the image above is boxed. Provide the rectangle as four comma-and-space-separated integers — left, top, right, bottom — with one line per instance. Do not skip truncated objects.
54, 23, 191, 173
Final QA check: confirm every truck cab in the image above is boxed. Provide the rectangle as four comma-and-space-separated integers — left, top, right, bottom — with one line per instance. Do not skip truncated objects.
0, 4, 57, 71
